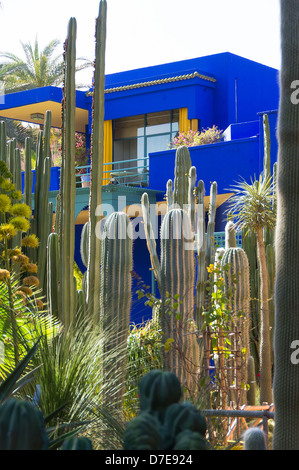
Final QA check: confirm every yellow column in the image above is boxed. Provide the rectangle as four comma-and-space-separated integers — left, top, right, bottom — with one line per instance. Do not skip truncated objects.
179, 108, 190, 133
179, 108, 198, 133
103, 120, 113, 185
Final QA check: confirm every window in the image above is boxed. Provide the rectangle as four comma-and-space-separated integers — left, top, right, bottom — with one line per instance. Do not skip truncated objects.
113, 110, 179, 185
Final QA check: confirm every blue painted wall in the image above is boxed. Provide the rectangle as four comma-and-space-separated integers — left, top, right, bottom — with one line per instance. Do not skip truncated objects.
96, 52, 279, 134
149, 137, 260, 189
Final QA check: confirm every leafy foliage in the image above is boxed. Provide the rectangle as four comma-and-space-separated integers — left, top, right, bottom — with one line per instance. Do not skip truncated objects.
0, 37, 92, 93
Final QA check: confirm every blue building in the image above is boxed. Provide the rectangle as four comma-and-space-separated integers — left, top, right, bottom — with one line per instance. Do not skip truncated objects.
0, 52, 279, 322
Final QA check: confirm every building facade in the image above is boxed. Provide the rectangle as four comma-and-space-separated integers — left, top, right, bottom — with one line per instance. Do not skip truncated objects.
0, 52, 280, 322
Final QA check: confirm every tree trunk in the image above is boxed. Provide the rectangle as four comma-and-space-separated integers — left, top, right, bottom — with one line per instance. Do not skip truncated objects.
255, 226, 273, 405
273, 0, 299, 450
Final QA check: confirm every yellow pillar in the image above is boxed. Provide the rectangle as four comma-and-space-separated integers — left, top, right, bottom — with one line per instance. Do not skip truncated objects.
103, 120, 113, 185
179, 108, 198, 133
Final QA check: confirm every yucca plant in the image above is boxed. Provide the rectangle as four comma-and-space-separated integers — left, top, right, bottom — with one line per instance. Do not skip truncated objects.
228, 174, 276, 405
23, 312, 133, 449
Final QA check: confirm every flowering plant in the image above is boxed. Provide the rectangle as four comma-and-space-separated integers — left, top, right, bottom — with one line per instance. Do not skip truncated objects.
74, 133, 89, 175
169, 125, 223, 149
51, 130, 89, 174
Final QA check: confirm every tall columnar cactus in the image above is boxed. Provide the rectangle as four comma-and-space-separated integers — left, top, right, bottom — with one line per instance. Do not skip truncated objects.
86, 0, 107, 324
46, 232, 60, 320
160, 208, 200, 389
99, 211, 133, 406
24, 137, 33, 209
273, 0, 299, 450
141, 146, 217, 387
28, 111, 52, 293
43, 17, 77, 328
221, 221, 251, 404
0, 121, 6, 162
241, 113, 276, 377
57, 17, 77, 328
172, 145, 192, 209
247, 355, 256, 406
79, 220, 89, 301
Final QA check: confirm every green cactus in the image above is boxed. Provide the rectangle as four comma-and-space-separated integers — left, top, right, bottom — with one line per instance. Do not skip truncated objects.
247, 355, 256, 406
173, 430, 208, 450
99, 211, 133, 406
164, 401, 207, 443
141, 149, 217, 388
57, 18, 77, 328
160, 208, 200, 389
61, 436, 93, 450
0, 398, 49, 450
241, 227, 259, 373
221, 221, 251, 405
172, 145, 192, 209
242, 427, 266, 450
46, 232, 60, 320
241, 113, 276, 379
123, 370, 208, 450
86, 0, 107, 324
273, 0, 299, 450
138, 369, 182, 414
0, 121, 6, 162
24, 137, 33, 208
26, 111, 52, 295
123, 412, 163, 450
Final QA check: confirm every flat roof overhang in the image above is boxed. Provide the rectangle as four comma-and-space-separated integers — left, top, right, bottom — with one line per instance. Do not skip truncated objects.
0, 86, 89, 133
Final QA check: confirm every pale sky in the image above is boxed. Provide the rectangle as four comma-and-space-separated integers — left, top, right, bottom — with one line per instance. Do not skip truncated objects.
0, 0, 281, 87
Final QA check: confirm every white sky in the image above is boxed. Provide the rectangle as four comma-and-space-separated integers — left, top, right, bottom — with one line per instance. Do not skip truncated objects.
0, 0, 281, 88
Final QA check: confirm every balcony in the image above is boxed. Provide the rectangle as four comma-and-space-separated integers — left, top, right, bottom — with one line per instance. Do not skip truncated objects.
76, 157, 149, 188
21, 157, 160, 224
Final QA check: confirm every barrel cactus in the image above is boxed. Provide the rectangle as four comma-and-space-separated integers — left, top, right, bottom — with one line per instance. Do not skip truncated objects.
61, 436, 93, 450
138, 369, 182, 414
0, 398, 49, 450
123, 412, 163, 450
123, 370, 208, 450
242, 427, 267, 450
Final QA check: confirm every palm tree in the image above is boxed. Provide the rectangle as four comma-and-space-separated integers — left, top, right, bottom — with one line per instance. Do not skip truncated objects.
228, 174, 276, 405
0, 36, 92, 93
